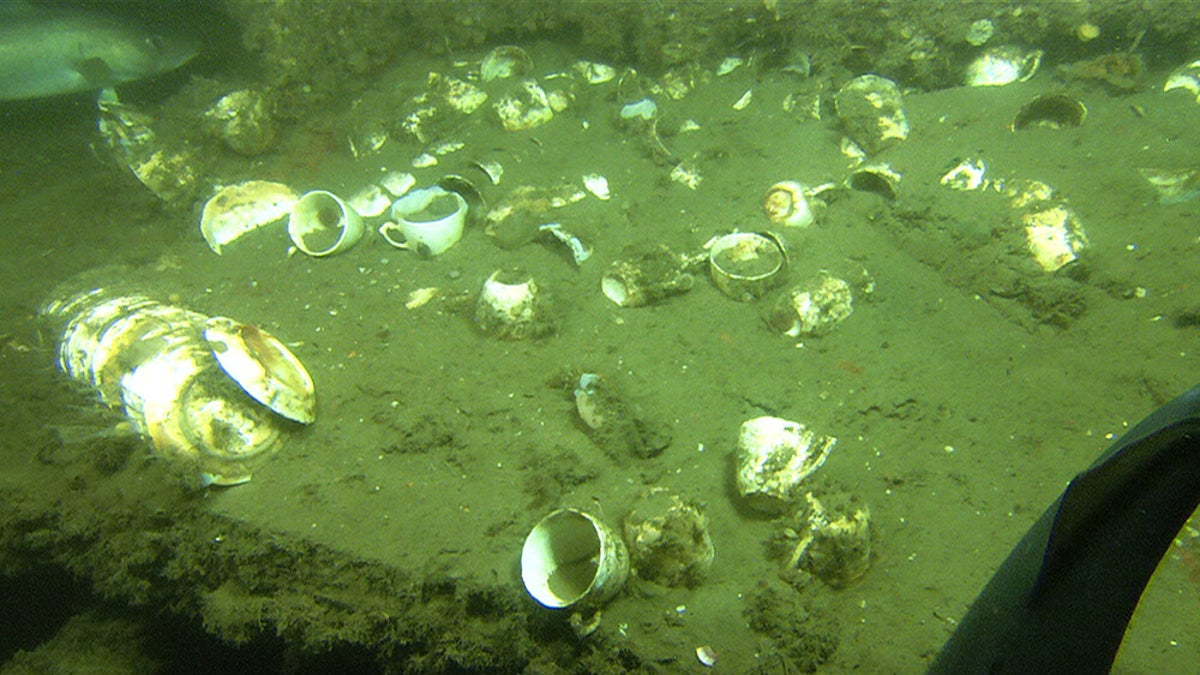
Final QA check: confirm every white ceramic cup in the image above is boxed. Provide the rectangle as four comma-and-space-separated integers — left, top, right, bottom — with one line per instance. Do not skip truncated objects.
287, 190, 365, 257
381, 186, 468, 257
520, 508, 630, 609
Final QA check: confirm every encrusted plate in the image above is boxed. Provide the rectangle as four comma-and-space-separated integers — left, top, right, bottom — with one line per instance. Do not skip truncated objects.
200, 180, 298, 254
204, 317, 316, 424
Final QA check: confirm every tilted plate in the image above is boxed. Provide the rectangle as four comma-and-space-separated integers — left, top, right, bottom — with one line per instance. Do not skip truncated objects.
204, 317, 316, 424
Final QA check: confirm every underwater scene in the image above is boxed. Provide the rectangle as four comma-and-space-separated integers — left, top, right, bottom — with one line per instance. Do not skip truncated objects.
1, 0, 1200, 672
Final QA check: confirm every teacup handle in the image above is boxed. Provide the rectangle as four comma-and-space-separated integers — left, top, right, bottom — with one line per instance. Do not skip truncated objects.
378, 221, 411, 250
378, 222, 434, 257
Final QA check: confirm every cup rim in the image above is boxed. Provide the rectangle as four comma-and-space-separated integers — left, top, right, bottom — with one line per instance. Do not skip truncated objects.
391, 186, 467, 226
709, 231, 787, 282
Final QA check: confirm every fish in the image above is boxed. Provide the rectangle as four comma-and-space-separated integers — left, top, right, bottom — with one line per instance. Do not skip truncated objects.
929, 383, 1200, 673
0, 2, 197, 101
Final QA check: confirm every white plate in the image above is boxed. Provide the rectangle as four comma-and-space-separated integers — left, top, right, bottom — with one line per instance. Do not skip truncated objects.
204, 317, 315, 424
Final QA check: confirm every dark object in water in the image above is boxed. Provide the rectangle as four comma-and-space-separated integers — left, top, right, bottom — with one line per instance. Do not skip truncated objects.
0, 3, 197, 101
1172, 306, 1200, 328
1056, 52, 1145, 92
930, 383, 1200, 673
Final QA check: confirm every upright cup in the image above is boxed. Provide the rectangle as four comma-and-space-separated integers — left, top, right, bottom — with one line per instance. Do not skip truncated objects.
708, 231, 788, 301
382, 186, 468, 257
287, 190, 365, 257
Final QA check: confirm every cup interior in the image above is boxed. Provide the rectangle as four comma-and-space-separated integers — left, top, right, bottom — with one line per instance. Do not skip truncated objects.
289, 191, 364, 256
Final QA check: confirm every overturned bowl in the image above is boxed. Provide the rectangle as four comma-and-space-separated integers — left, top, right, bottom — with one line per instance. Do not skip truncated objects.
475, 268, 554, 340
